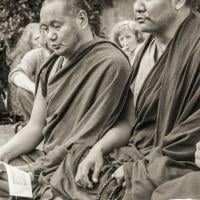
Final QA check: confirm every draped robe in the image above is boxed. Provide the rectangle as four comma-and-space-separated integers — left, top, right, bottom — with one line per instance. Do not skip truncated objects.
35, 12, 200, 199
123, 11, 200, 200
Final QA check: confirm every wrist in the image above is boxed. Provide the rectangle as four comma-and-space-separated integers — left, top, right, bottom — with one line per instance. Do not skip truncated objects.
0, 147, 13, 162
90, 143, 104, 155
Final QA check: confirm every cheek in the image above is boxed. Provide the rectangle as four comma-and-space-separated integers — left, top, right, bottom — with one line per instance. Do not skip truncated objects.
119, 40, 124, 47
32, 40, 40, 48
148, 2, 170, 19
131, 38, 137, 46
118, 36, 124, 46
62, 26, 77, 41
126, 36, 136, 46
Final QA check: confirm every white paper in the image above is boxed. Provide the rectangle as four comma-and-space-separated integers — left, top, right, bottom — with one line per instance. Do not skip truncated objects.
170, 199, 199, 200
4, 163, 33, 198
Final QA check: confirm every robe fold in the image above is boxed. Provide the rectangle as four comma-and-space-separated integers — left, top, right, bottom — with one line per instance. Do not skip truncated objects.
151, 171, 200, 199
34, 12, 200, 200
28, 37, 131, 198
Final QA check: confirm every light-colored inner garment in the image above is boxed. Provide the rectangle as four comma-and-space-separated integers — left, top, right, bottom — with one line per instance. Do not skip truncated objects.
133, 38, 164, 106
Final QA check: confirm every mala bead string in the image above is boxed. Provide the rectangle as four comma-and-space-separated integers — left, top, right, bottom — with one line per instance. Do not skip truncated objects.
108, 183, 122, 200
96, 177, 115, 200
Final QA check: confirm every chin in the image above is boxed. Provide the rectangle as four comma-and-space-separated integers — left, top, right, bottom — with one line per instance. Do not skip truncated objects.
54, 49, 65, 56
138, 24, 153, 33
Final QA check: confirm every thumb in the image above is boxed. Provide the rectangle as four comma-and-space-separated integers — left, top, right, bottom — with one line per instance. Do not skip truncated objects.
197, 142, 200, 150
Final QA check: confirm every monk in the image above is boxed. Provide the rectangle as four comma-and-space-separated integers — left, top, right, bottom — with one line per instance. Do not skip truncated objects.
38, 0, 200, 199
0, 0, 131, 198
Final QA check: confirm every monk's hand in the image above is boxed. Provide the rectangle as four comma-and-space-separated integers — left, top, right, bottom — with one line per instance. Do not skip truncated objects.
17, 165, 30, 172
0, 161, 6, 174
112, 165, 126, 187
75, 146, 104, 189
0, 148, 11, 163
195, 142, 200, 168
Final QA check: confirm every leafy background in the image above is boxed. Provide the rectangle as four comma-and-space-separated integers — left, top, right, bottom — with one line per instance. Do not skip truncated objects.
0, 0, 114, 48
0, 0, 200, 48
1, 0, 198, 48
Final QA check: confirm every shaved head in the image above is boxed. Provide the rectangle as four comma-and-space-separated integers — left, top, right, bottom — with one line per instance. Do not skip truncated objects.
42, 0, 101, 34
42, 0, 90, 16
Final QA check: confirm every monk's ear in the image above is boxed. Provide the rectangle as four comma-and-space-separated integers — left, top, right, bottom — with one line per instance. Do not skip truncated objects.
172, 0, 187, 10
76, 10, 88, 29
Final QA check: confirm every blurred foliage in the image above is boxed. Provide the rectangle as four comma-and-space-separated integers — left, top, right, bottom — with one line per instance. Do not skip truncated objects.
0, 0, 113, 48
81, 0, 113, 37
0, 0, 43, 48
192, 0, 200, 11
0, 0, 199, 48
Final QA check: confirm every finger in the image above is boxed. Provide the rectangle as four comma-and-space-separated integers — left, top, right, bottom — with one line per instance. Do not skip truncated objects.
75, 167, 85, 187
81, 163, 93, 187
83, 174, 93, 189
116, 177, 125, 185
75, 165, 82, 183
29, 172, 34, 182
92, 162, 101, 183
113, 168, 125, 185
195, 150, 200, 160
195, 158, 200, 168
112, 173, 121, 185
75, 163, 93, 189
122, 181, 126, 188
196, 142, 200, 150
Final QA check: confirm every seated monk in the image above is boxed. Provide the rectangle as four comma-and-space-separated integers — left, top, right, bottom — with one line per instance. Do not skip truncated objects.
0, 0, 132, 199
34, 0, 200, 199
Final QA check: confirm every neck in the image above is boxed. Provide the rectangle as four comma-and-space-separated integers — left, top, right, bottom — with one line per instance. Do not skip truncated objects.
81, 29, 94, 46
154, 8, 191, 49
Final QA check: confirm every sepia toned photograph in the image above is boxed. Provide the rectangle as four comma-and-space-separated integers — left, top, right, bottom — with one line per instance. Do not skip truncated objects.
0, 0, 200, 199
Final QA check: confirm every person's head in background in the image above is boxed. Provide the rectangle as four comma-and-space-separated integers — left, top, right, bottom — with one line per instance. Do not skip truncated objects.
9, 23, 40, 63
9, 22, 53, 67
110, 20, 144, 65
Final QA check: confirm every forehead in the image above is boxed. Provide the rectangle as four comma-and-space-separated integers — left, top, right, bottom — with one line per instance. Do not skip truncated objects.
118, 28, 134, 37
40, 1, 71, 24
119, 32, 135, 41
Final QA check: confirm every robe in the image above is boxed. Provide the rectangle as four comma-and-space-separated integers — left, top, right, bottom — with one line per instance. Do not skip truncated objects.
28, 37, 131, 198
38, 12, 200, 200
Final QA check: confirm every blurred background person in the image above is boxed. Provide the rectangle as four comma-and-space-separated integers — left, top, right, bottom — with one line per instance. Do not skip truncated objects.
9, 23, 42, 67
110, 20, 145, 66
8, 23, 53, 131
